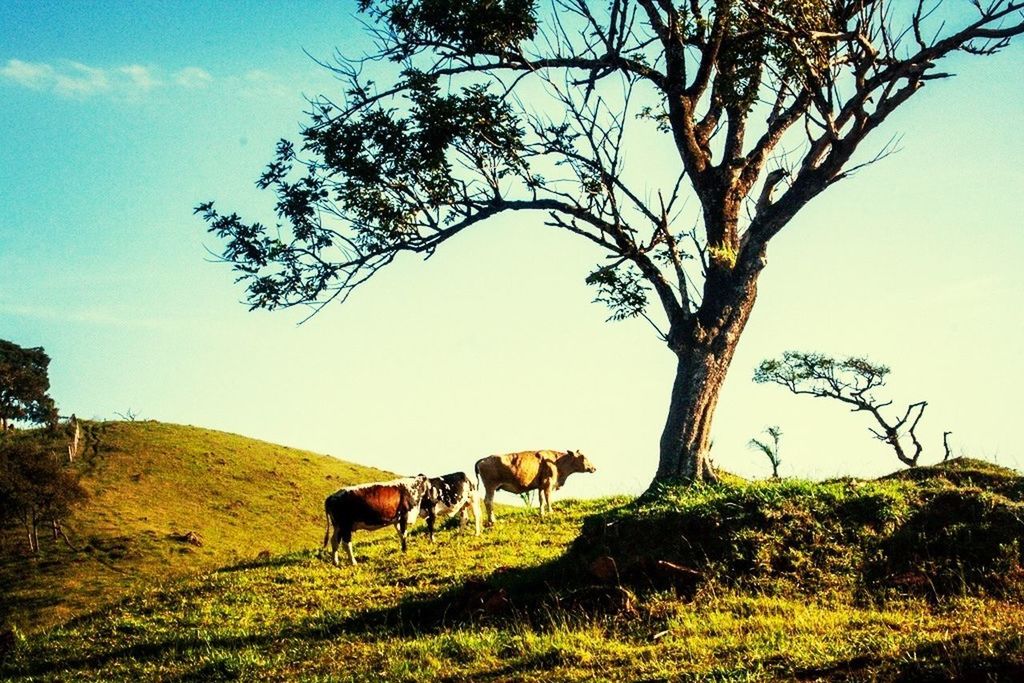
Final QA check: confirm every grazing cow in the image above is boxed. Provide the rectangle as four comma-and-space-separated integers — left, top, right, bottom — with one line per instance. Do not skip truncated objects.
322, 475, 430, 566
419, 472, 482, 541
475, 450, 596, 525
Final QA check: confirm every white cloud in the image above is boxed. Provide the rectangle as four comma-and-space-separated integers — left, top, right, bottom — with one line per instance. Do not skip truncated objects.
236, 69, 289, 100
119, 64, 161, 92
0, 302, 171, 330
1, 58, 294, 101
0, 59, 55, 89
53, 61, 111, 97
174, 66, 213, 89
1, 59, 154, 99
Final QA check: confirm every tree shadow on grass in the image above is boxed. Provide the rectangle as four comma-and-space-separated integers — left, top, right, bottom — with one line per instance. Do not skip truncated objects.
791, 632, 1024, 682
213, 551, 313, 574
0, 549, 588, 679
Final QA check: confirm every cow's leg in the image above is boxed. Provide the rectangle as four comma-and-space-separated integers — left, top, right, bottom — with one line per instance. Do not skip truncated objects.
332, 525, 352, 566
544, 480, 555, 515
537, 487, 547, 517
484, 486, 497, 527
426, 511, 436, 543
397, 516, 409, 553
450, 505, 462, 536
471, 493, 482, 535
456, 504, 467, 534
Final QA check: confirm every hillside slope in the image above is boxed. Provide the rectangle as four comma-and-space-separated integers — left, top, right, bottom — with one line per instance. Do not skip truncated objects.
0, 421, 396, 631
3, 490, 1023, 682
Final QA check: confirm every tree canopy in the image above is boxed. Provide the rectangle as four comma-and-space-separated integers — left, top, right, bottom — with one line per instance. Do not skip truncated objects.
0, 339, 57, 430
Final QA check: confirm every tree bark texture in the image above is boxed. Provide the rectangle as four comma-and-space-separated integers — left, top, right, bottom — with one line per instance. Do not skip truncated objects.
656, 348, 731, 483
655, 255, 762, 485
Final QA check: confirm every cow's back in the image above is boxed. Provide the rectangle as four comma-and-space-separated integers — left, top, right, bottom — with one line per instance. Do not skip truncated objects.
476, 451, 560, 493
328, 484, 409, 528
429, 472, 473, 506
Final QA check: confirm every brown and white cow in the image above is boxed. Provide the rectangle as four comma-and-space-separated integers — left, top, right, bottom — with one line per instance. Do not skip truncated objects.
322, 475, 430, 566
419, 472, 481, 541
475, 450, 596, 525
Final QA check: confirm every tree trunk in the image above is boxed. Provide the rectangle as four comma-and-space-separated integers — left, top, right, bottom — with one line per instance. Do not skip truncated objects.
68, 419, 80, 463
652, 255, 762, 487
26, 512, 39, 554
655, 347, 731, 483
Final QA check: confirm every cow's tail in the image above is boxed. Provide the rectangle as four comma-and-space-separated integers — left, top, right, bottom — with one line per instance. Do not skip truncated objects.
322, 499, 332, 549
474, 459, 481, 491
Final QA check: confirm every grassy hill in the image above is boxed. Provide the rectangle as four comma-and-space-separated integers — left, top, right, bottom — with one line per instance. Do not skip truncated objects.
2, 489, 1022, 682
575, 457, 1024, 600
0, 421, 396, 632
3, 437, 1024, 681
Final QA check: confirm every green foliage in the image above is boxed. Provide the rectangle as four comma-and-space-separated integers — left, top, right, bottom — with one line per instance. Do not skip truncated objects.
748, 425, 782, 477
708, 243, 738, 269
585, 263, 649, 321
753, 350, 890, 391
199, 69, 528, 310
0, 339, 58, 428
712, 0, 837, 113
576, 459, 1024, 600
361, 0, 539, 57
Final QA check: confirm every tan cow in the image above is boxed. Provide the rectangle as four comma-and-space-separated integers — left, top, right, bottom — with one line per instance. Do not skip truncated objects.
475, 450, 596, 525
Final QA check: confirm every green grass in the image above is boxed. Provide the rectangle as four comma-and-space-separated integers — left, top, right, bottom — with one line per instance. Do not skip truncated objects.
3, 427, 1023, 681
0, 421, 395, 632
3, 496, 1023, 681
578, 459, 1024, 599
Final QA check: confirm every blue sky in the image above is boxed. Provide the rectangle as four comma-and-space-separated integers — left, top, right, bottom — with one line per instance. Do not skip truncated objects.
2, 2, 1022, 497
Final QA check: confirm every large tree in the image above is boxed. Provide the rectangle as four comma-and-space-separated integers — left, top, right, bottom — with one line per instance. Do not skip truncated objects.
198, 1, 1024, 485
0, 339, 57, 430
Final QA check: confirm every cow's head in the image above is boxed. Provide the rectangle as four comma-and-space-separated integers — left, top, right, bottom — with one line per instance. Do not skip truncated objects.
410, 473, 431, 501
566, 450, 596, 474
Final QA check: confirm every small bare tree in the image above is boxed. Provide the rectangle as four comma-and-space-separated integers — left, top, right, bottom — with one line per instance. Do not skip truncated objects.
754, 352, 926, 467
114, 408, 139, 422
749, 425, 783, 478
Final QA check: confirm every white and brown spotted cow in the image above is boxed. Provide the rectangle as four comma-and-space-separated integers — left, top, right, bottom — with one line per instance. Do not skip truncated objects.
419, 472, 481, 541
322, 475, 430, 566
475, 450, 596, 526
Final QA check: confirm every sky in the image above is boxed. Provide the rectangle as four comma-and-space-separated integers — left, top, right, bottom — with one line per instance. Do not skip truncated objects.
1, 2, 1022, 499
